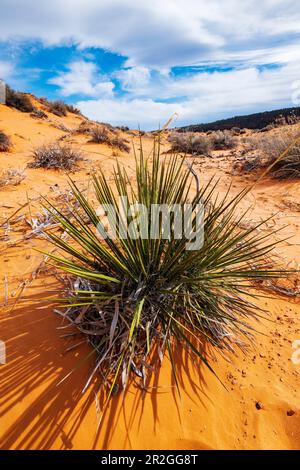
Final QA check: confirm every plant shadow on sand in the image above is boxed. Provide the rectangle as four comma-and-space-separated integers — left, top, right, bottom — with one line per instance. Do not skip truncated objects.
0, 277, 213, 450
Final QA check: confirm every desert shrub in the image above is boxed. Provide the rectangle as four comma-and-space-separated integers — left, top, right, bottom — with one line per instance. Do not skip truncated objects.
0, 168, 26, 188
0, 130, 11, 152
97, 122, 116, 132
30, 108, 48, 119
169, 131, 237, 155
47, 100, 67, 117
44, 99, 80, 117
29, 142, 83, 170
245, 131, 300, 179
89, 126, 111, 144
76, 121, 90, 133
191, 135, 213, 154
232, 155, 263, 174
209, 130, 238, 150
5, 86, 34, 113
44, 140, 286, 408
258, 124, 274, 133
64, 103, 82, 115
89, 126, 130, 152
169, 132, 212, 155
75, 121, 94, 134
39, 97, 48, 105
50, 122, 71, 132
110, 136, 130, 153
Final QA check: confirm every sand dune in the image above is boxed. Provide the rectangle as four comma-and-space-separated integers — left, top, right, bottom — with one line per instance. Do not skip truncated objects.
0, 98, 299, 449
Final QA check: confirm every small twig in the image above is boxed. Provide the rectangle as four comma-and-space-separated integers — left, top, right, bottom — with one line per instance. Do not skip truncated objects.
185, 160, 200, 193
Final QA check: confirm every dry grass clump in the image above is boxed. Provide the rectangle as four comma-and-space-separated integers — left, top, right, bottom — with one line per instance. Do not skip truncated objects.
0, 168, 26, 188
169, 132, 212, 155
6, 86, 34, 113
41, 98, 81, 116
89, 126, 111, 144
29, 142, 83, 170
46, 100, 68, 117
169, 130, 237, 155
0, 130, 11, 152
110, 136, 130, 153
240, 129, 300, 179
89, 126, 130, 152
75, 122, 88, 134
96, 122, 117, 133
64, 103, 81, 115
30, 108, 48, 119
76, 121, 95, 134
209, 130, 238, 150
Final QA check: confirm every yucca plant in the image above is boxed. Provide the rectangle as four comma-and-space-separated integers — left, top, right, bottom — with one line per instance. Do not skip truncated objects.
44, 139, 287, 406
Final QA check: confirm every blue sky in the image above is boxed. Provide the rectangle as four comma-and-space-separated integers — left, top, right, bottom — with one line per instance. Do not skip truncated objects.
1, 1, 300, 129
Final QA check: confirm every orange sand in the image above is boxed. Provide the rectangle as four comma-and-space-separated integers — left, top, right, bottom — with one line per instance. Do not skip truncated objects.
0, 99, 299, 449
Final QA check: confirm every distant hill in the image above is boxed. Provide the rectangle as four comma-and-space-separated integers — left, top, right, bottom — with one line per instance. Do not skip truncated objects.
177, 107, 300, 132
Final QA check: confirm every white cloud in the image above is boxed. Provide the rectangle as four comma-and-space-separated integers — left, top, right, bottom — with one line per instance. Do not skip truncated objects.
115, 66, 150, 93
77, 97, 181, 129
1, 1, 300, 128
48, 60, 114, 97
0, 61, 14, 80
1, 1, 300, 69
77, 62, 300, 129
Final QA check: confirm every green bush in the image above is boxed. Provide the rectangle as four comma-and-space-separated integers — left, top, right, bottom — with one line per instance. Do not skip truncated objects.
44, 139, 286, 409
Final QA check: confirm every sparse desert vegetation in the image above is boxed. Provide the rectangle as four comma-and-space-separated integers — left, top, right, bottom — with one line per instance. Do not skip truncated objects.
209, 130, 237, 150
76, 120, 94, 134
1, 87, 300, 451
0, 168, 26, 188
5, 86, 34, 113
169, 132, 212, 155
0, 130, 11, 152
30, 108, 48, 119
2, 1, 300, 451
89, 125, 111, 144
110, 136, 130, 152
64, 103, 82, 115
46, 100, 68, 117
41, 98, 82, 117
29, 142, 83, 170
169, 130, 237, 155
237, 128, 300, 179
89, 125, 130, 152
255, 132, 300, 179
